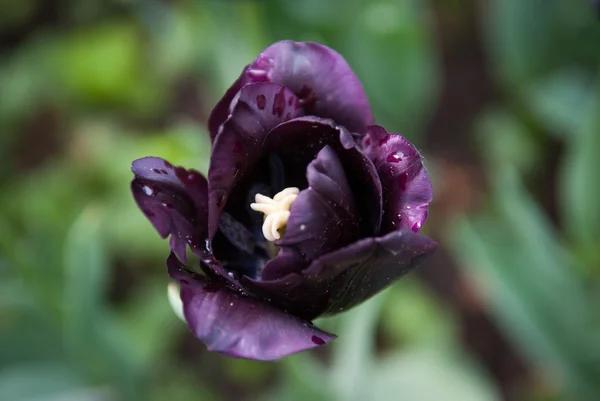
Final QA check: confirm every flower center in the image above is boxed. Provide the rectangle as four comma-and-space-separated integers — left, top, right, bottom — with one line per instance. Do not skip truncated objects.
250, 187, 299, 241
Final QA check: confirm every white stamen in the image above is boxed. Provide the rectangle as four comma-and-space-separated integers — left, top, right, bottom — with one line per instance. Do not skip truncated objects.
250, 187, 299, 241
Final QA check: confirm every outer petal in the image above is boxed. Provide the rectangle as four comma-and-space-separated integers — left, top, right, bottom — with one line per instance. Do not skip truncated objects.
167, 254, 336, 361
361, 125, 432, 234
131, 157, 208, 262
208, 41, 373, 140
208, 82, 303, 238
243, 231, 437, 320
276, 145, 359, 262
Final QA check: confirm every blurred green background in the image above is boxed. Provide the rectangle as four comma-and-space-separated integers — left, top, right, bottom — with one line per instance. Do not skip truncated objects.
1, 0, 599, 400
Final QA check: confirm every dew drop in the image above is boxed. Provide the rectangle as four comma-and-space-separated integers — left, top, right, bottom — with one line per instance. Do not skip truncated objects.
300, 224, 306, 231
143, 185, 154, 196
386, 152, 403, 163
411, 221, 421, 232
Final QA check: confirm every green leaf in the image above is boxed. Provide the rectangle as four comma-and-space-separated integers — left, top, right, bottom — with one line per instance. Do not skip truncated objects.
485, 0, 597, 86
450, 167, 600, 400
380, 278, 457, 350
340, 0, 439, 138
371, 349, 500, 401
63, 205, 108, 359
525, 70, 597, 139
475, 108, 542, 175
329, 294, 386, 401
559, 102, 600, 268
0, 363, 108, 401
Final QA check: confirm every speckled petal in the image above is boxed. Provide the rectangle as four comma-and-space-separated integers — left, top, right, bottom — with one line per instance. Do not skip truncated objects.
167, 253, 336, 361
243, 231, 437, 320
361, 125, 432, 234
208, 41, 373, 140
131, 157, 208, 262
207, 82, 303, 239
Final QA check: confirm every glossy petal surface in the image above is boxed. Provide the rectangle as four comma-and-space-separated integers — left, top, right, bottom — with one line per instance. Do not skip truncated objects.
263, 117, 382, 237
131, 157, 208, 262
167, 254, 336, 361
209, 41, 373, 140
362, 125, 432, 234
208, 83, 303, 238
244, 230, 437, 320
278, 145, 359, 261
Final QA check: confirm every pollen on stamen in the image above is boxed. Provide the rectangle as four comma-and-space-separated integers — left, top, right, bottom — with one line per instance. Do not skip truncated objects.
250, 187, 299, 241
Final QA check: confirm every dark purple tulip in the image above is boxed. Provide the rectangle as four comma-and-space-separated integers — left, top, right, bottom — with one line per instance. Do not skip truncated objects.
131, 41, 437, 360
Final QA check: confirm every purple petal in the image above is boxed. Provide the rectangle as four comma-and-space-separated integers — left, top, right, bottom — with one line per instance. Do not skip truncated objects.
361, 125, 432, 234
209, 41, 373, 140
261, 247, 307, 281
276, 145, 359, 262
243, 231, 437, 320
131, 157, 208, 262
208, 82, 303, 239
167, 254, 336, 361
263, 117, 382, 237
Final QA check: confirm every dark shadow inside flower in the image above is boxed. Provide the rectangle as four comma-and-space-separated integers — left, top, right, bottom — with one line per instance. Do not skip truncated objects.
209, 117, 383, 283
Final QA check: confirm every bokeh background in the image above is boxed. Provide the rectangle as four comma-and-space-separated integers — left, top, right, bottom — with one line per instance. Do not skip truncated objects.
1, 0, 599, 400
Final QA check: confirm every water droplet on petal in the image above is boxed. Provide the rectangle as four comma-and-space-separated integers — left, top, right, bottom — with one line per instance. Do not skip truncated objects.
411, 221, 421, 232
386, 152, 403, 163
143, 185, 154, 196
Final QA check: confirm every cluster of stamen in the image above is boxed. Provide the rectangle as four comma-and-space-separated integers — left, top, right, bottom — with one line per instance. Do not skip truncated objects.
250, 187, 299, 241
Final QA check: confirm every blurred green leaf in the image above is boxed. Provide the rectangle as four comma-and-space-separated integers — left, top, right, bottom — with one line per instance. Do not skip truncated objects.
340, 0, 439, 138
118, 280, 183, 367
63, 205, 109, 357
330, 295, 385, 401
371, 349, 500, 401
51, 20, 164, 114
559, 101, 600, 268
485, 0, 598, 86
525, 70, 597, 138
450, 167, 600, 400
381, 278, 457, 350
259, 351, 332, 401
475, 108, 542, 175
0, 363, 87, 401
